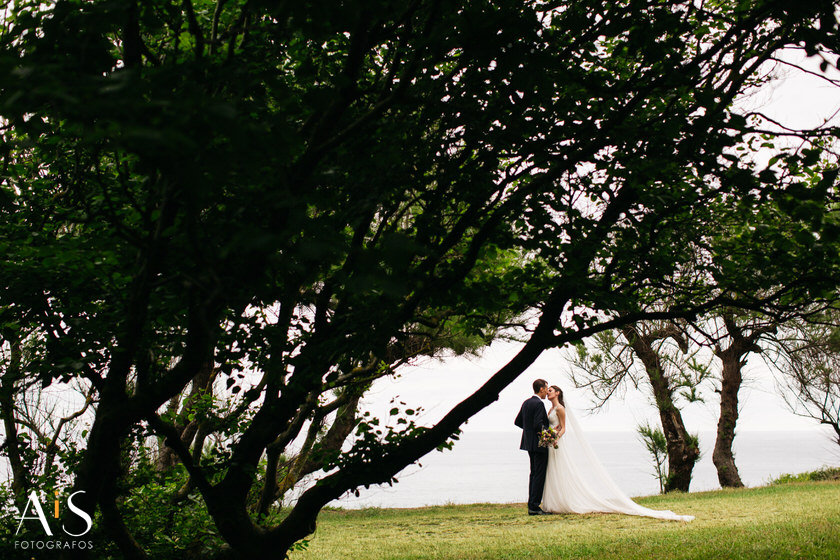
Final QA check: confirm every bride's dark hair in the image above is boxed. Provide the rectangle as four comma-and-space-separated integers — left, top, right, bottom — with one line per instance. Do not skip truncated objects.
550, 385, 564, 406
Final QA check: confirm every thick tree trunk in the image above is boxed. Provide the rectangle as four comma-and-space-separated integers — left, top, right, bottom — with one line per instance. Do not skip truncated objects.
0, 335, 29, 500
61, 398, 134, 559
99, 480, 148, 560
658, 399, 699, 493
0, 395, 28, 497
713, 347, 745, 488
624, 326, 699, 492
709, 312, 774, 489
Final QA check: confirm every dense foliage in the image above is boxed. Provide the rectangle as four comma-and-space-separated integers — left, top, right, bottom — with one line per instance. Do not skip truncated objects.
1, 0, 839, 558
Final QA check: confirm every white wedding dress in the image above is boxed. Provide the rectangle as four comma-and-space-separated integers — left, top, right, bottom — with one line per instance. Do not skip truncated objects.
541, 403, 694, 521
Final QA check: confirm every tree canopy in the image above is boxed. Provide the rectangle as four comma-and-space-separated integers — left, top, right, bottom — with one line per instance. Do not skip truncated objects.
1, 0, 839, 558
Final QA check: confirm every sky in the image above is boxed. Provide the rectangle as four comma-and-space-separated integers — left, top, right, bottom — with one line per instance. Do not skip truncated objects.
358, 339, 821, 435
359, 49, 840, 438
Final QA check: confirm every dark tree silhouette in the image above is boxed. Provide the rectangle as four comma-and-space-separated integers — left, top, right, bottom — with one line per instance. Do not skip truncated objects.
1, 1, 839, 557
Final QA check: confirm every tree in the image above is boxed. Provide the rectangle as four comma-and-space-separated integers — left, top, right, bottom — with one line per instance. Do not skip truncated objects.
0, 331, 31, 500
683, 151, 840, 486
768, 314, 840, 447
571, 321, 707, 492
686, 311, 777, 488
1, 1, 839, 558
0, 318, 95, 496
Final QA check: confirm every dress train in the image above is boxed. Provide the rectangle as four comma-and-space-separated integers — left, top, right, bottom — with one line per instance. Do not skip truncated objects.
541, 403, 694, 522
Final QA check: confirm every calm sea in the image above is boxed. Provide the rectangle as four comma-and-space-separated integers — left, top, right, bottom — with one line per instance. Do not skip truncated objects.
329, 428, 840, 509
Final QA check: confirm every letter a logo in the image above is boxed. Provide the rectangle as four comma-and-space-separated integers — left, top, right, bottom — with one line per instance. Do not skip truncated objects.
15, 491, 52, 536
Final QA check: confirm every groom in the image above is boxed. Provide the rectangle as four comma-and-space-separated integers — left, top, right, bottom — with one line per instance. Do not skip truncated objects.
514, 378, 551, 515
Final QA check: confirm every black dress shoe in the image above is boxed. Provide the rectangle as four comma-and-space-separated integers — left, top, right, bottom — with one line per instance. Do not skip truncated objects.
528, 508, 552, 515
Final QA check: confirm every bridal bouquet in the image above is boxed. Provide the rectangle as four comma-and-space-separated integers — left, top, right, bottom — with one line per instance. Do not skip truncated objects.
538, 426, 560, 449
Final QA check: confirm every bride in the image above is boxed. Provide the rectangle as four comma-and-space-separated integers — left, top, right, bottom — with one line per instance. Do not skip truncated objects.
541, 385, 694, 521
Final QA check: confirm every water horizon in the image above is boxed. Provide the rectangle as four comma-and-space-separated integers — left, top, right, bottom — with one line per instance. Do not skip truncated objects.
326, 427, 840, 509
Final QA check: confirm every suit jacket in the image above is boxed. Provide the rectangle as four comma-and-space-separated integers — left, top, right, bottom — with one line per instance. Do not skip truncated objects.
514, 395, 549, 453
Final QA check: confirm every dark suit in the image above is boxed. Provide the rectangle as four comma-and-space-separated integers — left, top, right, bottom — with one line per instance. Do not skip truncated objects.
514, 395, 549, 511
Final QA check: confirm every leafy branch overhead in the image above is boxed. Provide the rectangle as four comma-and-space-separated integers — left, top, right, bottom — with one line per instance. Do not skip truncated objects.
1, 1, 839, 558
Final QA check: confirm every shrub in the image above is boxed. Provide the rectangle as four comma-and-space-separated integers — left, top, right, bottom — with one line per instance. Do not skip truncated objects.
772, 467, 840, 484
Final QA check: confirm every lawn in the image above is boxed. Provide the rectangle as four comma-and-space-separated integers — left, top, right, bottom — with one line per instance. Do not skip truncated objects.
294, 480, 840, 559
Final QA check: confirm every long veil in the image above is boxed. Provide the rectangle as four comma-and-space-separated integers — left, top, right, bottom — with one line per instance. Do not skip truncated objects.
542, 401, 694, 521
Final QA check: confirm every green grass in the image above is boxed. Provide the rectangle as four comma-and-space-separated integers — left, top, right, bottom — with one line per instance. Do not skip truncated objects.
295, 480, 840, 560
